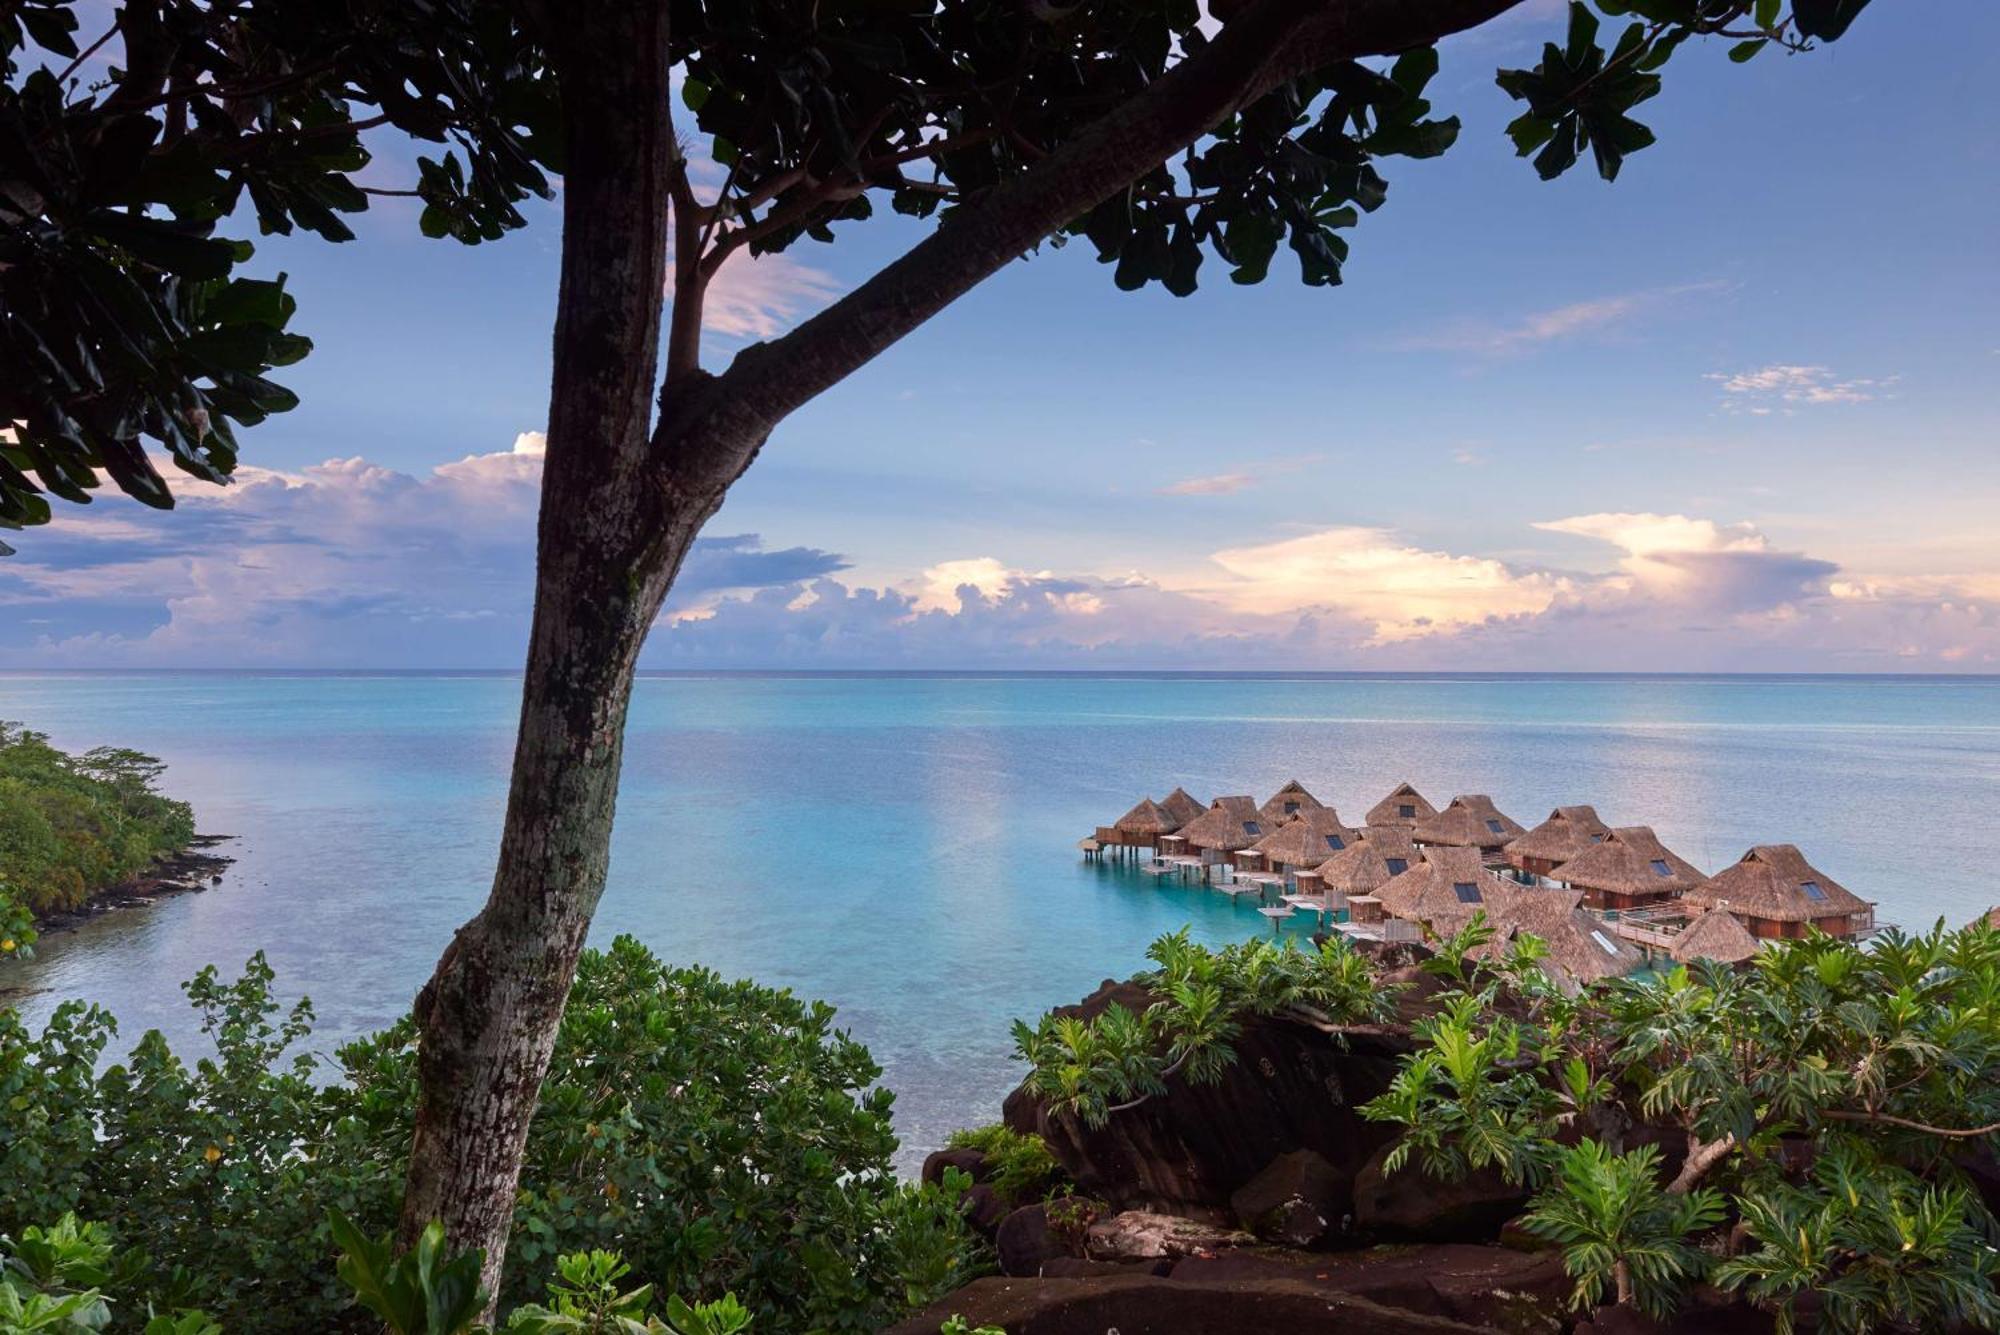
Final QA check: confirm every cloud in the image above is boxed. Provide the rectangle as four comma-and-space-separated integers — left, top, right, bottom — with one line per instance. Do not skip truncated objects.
1706, 364, 1891, 412
1396, 282, 1724, 356
6, 452, 1995, 671
666, 247, 843, 340
1205, 527, 1569, 641
1158, 472, 1255, 496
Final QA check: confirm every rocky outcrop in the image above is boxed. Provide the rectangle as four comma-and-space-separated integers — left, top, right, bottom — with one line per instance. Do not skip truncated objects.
1002, 979, 1412, 1217
921, 1145, 989, 1187
1228, 1149, 1349, 1248
995, 1203, 1066, 1277
1352, 1143, 1530, 1243
884, 1272, 1505, 1335
1082, 1209, 1255, 1262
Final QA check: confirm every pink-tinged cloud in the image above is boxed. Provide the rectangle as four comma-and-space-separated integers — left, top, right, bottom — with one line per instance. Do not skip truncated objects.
1705, 364, 1891, 411
3, 450, 1994, 671
1396, 281, 1725, 356
665, 247, 842, 339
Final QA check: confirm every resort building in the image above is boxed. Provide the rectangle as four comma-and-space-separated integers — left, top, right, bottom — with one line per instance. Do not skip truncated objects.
1504, 805, 1612, 880
1365, 782, 1436, 828
1259, 779, 1325, 827
1250, 807, 1361, 881
1176, 795, 1267, 867
1110, 797, 1181, 849
1160, 786, 1207, 827
1411, 794, 1526, 858
1668, 907, 1762, 966
1484, 887, 1646, 991
1374, 845, 1522, 940
1547, 825, 1707, 911
1680, 844, 1874, 940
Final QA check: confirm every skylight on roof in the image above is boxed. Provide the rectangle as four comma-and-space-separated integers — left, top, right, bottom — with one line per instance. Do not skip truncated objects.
1385, 858, 1409, 874
1243, 821, 1261, 836
1452, 882, 1481, 904
1590, 929, 1619, 955
1486, 819, 1505, 834
1801, 880, 1827, 901
1284, 801, 1299, 814
1324, 834, 1345, 850
1398, 804, 1415, 818
1590, 833, 1606, 842
1650, 859, 1672, 877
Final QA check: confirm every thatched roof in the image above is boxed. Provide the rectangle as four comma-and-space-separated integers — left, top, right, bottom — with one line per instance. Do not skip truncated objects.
1114, 797, 1181, 837
1506, 805, 1611, 867
1252, 807, 1361, 869
1549, 826, 1707, 897
1485, 887, 1645, 989
1412, 794, 1526, 849
1177, 795, 1267, 852
1365, 782, 1437, 828
1258, 780, 1325, 827
1160, 787, 1207, 826
1682, 844, 1870, 923
1671, 908, 1761, 965
1357, 826, 1419, 861
1375, 846, 1520, 937
1974, 907, 2000, 931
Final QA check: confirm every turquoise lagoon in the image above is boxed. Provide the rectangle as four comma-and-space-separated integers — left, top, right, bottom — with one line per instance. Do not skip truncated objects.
4, 671, 1998, 1167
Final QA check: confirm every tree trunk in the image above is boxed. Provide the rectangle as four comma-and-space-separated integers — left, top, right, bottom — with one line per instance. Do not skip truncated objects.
1612, 1257, 1633, 1307
396, 0, 690, 1307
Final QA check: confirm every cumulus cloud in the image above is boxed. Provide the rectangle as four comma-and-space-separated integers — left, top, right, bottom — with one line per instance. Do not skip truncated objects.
1396, 282, 1725, 356
5, 451, 1994, 671
1706, 364, 1891, 412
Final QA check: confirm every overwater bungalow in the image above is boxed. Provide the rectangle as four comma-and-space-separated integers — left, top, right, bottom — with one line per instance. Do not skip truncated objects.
1160, 786, 1207, 827
1111, 797, 1181, 848
1375, 845, 1521, 939
1176, 795, 1267, 870
1251, 807, 1361, 882
1485, 887, 1645, 990
1548, 825, 1707, 911
1976, 907, 2000, 931
1365, 782, 1437, 828
1504, 805, 1612, 880
1669, 907, 1762, 966
1308, 833, 1410, 901
1680, 844, 1874, 940
1411, 794, 1526, 858
1258, 780, 1325, 827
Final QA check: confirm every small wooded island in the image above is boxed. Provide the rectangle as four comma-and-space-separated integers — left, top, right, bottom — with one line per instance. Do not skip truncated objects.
0, 721, 225, 963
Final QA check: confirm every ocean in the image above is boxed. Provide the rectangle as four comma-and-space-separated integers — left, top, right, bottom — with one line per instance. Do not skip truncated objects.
4, 671, 1998, 1169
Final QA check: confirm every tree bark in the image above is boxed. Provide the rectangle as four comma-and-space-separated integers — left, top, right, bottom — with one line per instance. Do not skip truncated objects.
396, 0, 696, 1306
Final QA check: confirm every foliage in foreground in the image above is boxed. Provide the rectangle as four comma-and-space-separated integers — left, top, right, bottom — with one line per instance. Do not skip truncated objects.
942, 1125, 1068, 1208
0, 723, 194, 920
0, 938, 976, 1332
1016, 918, 2000, 1330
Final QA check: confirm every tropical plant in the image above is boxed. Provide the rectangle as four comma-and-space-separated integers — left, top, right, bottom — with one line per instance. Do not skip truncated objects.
1520, 1140, 1725, 1317
941, 1126, 1067, 1208
0, 1213, 218, 1335
0, 940, 974, 1333
1010, 931, 1398, 1127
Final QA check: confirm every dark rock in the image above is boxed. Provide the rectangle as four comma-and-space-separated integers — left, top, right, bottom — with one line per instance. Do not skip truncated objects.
1040, 1256, 1171, 1279
1083, 1209, 1255, 1262
1229, 1149, 1350, 1248
1170, 1244, 1569, 1333
960, 1182, 1011, 1239
1003, 978, 1412, 1216
922, 1146, 988, 1188
1573, 1295, 1776, 1335
882, 1274, 1498, 1335
996, 1203, 1069, 1278
1353, 1142, 1529, 1243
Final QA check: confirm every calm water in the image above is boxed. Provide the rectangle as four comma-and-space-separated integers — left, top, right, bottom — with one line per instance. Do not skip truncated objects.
5, 672, 1999, 1169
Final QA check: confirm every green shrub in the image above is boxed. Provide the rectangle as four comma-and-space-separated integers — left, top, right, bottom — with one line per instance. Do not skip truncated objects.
0, 939, 976, 1332
941, 1126, 1065, 1206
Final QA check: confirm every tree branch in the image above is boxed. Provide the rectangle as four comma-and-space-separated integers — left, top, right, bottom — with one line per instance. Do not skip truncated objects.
1666, 1132, 1735, 1195
1824, 1111, 2000, 1139
670, 0, 1528, 480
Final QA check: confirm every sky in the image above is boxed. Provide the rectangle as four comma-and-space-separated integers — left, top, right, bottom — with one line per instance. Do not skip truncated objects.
4, 1, 1997, 671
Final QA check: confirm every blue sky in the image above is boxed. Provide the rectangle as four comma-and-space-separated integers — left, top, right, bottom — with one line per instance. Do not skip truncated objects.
5, 1, 1997, 670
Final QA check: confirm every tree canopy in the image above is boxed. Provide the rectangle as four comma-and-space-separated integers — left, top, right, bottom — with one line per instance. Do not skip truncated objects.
2, 0, 1869, 550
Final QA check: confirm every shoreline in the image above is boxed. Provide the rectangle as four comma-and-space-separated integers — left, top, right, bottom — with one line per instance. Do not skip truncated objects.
25, 833, 237, 938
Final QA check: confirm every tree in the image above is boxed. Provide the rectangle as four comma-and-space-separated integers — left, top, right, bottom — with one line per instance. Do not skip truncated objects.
4, 0, 1879, 1304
